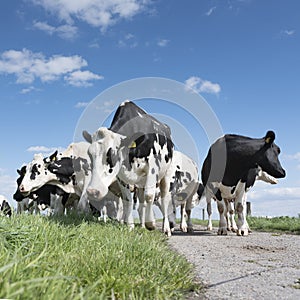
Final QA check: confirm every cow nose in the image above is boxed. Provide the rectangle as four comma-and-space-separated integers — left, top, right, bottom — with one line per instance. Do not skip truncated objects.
87, 188, 101, 200
19, 184, 25, 192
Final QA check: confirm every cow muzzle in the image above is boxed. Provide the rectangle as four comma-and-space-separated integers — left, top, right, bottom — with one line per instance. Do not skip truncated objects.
19, 184, 30, 196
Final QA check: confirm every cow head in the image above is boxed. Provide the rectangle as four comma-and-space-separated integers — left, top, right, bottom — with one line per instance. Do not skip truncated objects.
19, 152, 59, 195
257, 131, 286, 179
83, 127, 125, 200
13, 166, 27, 201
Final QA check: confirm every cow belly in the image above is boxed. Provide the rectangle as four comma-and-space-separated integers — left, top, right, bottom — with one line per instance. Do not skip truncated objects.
211, 181, 245, 199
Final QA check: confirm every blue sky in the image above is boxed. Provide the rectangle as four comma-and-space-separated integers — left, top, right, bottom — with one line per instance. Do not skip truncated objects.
0, 0, 299, 217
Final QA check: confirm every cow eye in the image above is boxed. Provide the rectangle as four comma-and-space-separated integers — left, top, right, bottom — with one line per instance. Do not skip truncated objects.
38, 164, 41, 168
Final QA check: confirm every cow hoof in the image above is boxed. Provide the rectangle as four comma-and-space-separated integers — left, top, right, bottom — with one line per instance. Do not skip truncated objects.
207, 225, 213, 231
237, 228, 249, 236
217, 228, 228, 235
145, 222, 156, 231
180, 225, 188, 233
164, 230, 172, 237
187, 227, 194, 233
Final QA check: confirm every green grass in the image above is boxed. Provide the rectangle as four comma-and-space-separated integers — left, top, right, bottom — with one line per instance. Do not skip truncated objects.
0, 214, 198, 299
187, 216, 300, 234
247, 216, 300, 234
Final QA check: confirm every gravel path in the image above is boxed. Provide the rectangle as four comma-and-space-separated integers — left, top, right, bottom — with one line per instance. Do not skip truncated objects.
168, 225, 300, 300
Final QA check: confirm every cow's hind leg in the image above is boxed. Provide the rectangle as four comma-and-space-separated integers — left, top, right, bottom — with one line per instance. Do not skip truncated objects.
235, 191, 249, 236
217, 199, 228, 235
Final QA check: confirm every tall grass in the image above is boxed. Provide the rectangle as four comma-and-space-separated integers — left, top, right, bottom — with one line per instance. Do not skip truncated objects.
0, 214, 198, 299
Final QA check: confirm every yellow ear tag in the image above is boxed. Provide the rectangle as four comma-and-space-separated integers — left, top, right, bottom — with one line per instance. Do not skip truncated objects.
129, 141, 136, 148
265, 137, 271, 144
52, 156, 56, 161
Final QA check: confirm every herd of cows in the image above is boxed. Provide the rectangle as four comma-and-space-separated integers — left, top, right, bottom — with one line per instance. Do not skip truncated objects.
0, 101, 286, 236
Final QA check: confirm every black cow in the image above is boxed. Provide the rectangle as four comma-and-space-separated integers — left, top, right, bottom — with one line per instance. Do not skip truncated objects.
83, 100, 175, 235
201, 130, 285, 236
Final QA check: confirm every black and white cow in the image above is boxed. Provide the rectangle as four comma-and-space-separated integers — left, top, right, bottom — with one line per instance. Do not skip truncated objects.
13, 166, 71, 215
18, 144, 123, 219
18, 142, 91, 214
83, 100, 174, 235
201, 130, 286, 236
154, 150, 200, 233
0, 195, 12, 217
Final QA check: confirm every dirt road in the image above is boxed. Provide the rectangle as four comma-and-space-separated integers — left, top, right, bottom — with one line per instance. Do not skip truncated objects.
168, 225, 300, 299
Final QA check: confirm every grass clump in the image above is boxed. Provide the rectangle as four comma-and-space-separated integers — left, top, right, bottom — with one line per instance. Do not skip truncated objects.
247, 216, 300, 234
0, 214, 198, 299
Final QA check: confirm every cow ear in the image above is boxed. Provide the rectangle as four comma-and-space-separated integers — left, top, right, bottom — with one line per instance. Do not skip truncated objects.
48, 150, 58, 162
17, 169, 22, 175
264, 131, 275, 144
83, 130, 92, 144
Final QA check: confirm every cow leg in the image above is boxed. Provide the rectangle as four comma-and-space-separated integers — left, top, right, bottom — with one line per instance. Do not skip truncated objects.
136, 188, 146, 228
229, 201, 237, 232
180, 203, 188, 233
51, 194, 65, 216
217, 199, 228, 235
159, 178, 172, 237
143, 186, 156, 231
185, 195, 193, 232
225, 199, 231, 231
206, 195, 213, 231
235, 191, 249, 236
118, 183, 134, 229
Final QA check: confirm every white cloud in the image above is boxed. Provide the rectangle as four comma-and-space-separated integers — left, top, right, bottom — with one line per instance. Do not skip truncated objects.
284, 152, 300, 161
75, 101, 89, 108
205, 6, 216, 16
0, 48, 102, 87
27, 146, 66, 158
27, 146, 58, 153
185, 76, 221, 95
31, 0, 150, 32
284, 30, 295, 36
33, 21, 78, 40
157, 39, 169, 47
248, 186, 300, 201
118, 33, 138, 48
20, 86, 41, 94
64, 70, 103, 87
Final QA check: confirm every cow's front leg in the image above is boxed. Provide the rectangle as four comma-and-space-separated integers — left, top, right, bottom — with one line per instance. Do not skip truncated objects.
118, 183, 134, 229
235, 191, 249, 236
144, 186, 156, 231
136, 188, 146, 228
185, 196, 193, 232
159, 178, 172, 237
180, 203, 188, 232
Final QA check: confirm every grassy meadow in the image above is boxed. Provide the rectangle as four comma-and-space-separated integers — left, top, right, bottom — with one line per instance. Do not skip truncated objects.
0, 214, 198, 300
